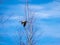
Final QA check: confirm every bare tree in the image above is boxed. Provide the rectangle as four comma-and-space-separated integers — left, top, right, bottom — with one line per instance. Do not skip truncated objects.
21, 0, 44, 45
21, 0, 35, 45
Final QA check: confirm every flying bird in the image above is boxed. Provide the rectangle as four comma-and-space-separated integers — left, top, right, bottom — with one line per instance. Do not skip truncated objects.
21, 21, 27, 27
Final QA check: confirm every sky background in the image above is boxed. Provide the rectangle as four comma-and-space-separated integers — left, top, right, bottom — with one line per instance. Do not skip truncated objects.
0, 0, 60, 45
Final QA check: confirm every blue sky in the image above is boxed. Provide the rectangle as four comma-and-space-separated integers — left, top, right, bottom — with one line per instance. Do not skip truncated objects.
1, 0, 53, 4
0, 0, 60, 45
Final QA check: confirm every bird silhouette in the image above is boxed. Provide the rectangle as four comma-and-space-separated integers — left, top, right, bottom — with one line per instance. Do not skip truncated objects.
21, 21, 27, 27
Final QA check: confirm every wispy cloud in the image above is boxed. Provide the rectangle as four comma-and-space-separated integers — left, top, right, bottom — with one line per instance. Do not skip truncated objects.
29, 1, 60, 38
29, 1, 60, 19
1, 0, 60, 39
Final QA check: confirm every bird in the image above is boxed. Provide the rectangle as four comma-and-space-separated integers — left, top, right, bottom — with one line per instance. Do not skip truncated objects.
21, 21, 27, 27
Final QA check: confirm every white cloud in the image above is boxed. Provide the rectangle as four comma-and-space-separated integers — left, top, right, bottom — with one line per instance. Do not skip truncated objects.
28, 1, 60, 19
33, 23, 60, 38
2, 1, 60, 19
34, 12, 49, 18
20, 2, 60, 38
39, 22, 60, 38
29, 5, 44, 11
2, 1, 60, 38
2, 4, 26, 22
